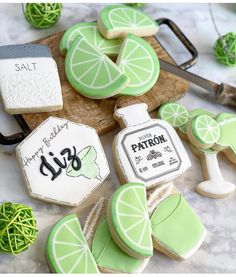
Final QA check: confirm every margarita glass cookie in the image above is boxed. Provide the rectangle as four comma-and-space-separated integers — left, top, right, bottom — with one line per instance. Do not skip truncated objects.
98, 5, 159, 39
147, 183, 206, 260
65, 35, 128, 99
0, 44, 63, 114
83, 198, 150, 273
16, 117, 109, 206
60, 22, 121, 56
113, 103, 191, 189
46, 214, 99, 273
116, 34, 160, 96
107, 183, 153, 259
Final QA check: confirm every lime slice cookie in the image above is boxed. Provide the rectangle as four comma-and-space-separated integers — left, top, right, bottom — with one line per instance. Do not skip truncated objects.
187, 114, 220, 149
98, 5, 159, 39
65, 35, 128, 99
46, 214, 99, 273
107, 183, 153, 259
157, 102, 188, 128
60, 22, 121, 56
116, 34, 160, 96
151, 194, 206, 259
92, 216, 149, 273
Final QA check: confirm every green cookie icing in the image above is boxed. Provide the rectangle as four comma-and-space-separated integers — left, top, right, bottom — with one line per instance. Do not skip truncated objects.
99, 5, 158, 34
60, 22, 121, 56
109, 183, 153, 258
92, 216, 146, 273
65, 35, 128, 99
215, 112, 236, 153
46, 214, 99, 273
116, 34, 160, 96
151, 194, 205, 257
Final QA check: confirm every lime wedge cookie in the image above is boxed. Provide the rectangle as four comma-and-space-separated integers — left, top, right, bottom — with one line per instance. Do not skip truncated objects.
65, 35, 128, 99
46, 214, 99, 273
98, 5, 159, 39
107, 183, 153, 259
60, 22, 121, 56
116, 34, 160, 96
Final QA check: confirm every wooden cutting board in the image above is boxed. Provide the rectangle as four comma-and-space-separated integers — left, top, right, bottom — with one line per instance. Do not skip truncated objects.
20, 32, 189, 135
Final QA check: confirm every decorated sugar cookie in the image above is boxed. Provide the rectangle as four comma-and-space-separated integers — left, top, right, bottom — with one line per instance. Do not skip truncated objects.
107, 183, 153, 259
116, 34, 160, 96
113, 103, 191, 188
98, 5, 159, 39
149, 184, 206, 260
60, 22, 121, 56
65, 35, 128, 99
16, 117, 109, 206
46, 214, 99, 273
0, 44, 63, 115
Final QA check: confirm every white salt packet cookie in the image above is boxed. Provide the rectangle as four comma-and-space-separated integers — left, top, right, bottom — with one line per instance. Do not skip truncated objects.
0, 44, 63, 114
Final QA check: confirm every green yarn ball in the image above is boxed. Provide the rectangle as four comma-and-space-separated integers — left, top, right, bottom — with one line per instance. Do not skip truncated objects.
126, 3, 145, 8
0, 202, 38, 255
213, 32, 236, 67
23, 3, 62, 29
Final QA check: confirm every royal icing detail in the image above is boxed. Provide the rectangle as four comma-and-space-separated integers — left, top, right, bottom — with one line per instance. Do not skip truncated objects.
113, 103, 191, 187
116, 34, 160, 96
65, 35, 128, 99
98, 5, 159, 39
108, 182, 153, 258
16, 117, 109, 206
0, 44, 62, 115
46, 214, 99, 273
151, 193, 206, 259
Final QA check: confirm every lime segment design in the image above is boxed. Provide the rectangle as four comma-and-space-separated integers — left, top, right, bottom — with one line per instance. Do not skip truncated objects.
109, 183, 153, 258
65, 35, 128, 99
46, 214, 99, 273
157, 102, 188, 127
117, 34, 160, 96
191, 114, 220, 144
60, 22, 121, 56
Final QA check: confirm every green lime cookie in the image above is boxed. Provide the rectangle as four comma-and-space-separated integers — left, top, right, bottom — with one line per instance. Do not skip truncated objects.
65, 35, 128, 99
46, 214, 99, 273
98, 5, 159, 39
116, 34, 160, 96
92, 216, 149, 273
151, 194, 206, 259
60, 22, 121, 56
107, 182, 153, 259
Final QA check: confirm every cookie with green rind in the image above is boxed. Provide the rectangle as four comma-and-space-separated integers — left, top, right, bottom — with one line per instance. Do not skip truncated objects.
92, 216, 150, 273
65, 35, 129, 99
98, 5, 159, 39
46, 214, 99, 273
60, 22, 121, 56
116, 34, 160, 96
107, 182, 153, 259
151, 193, 206, 260
187, 114, 221, 149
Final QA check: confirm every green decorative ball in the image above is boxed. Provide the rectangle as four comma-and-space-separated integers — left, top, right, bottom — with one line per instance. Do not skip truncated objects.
213, 32, 236, 67
0, 202, 38, 255
23, 3, 62, 29
126, 3, 145, 8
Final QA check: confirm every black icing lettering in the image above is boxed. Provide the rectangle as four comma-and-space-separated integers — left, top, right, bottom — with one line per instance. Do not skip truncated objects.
15, 64, 20, 71
148, 139, 155, 147
61, 146, 81, 171
159, 135, 167, 143
40, 156, 62, 181
131, 144, 138, 153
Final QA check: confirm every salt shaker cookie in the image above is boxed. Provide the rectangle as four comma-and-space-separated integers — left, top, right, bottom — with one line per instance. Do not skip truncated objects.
16, 117, 110, 206
83, 198, 150, 273
0, 44, 63, 114
65, 35, 128, 99
113, 103, 191, 188
46, 214, 99, 273
148, 183, 206, 260
60, 22, 121, 56
107, 182, 153, 259
116, 34, 160, 96
98, 5, 159, 39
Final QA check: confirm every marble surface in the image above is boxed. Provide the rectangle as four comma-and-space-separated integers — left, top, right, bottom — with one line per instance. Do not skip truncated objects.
0, 3, 236, 273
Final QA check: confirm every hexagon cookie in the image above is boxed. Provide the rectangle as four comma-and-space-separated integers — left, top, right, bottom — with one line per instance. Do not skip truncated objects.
16, 117, 110, 206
